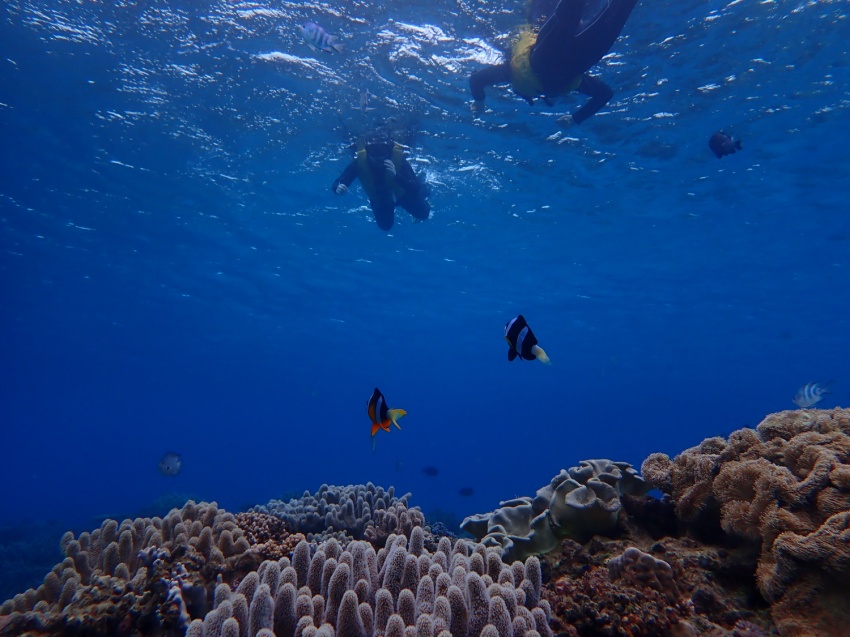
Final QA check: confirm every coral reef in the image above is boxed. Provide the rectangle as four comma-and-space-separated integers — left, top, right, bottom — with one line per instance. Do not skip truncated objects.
460, 459, 649, 562
607, 547, 681, 603
0, 496, 554, 637
253, 483, 425, 546
191, 532, 557, 637
541, 528, 777, 637
0, 500, 300, 636
5, 411, 845, 637
642, 408, 850, 637
547, 563, 686, 636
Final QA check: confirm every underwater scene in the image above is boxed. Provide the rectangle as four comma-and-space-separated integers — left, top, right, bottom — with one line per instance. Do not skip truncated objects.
1, 0, 848, 635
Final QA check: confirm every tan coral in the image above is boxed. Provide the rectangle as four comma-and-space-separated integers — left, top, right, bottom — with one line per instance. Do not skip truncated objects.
642, 450, 720, 522
641, 408, 850, 637
769, 511, 850, 590
641, 453, 675, 494
759, 511, 850, 637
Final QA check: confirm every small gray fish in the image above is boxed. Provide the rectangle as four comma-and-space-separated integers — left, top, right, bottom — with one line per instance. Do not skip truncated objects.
792, 381, 832, 408
158, 452, 182, 476
299, 22, 343, 54
358, 90, 375, 113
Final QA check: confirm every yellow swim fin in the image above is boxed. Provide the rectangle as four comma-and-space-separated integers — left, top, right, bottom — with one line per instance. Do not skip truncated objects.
532, 345, 551, 365
388, 408, 407, 429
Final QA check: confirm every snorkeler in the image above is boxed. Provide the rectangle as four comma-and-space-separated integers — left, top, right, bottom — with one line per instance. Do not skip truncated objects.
331, 134, 431, 231
469, 0, 639, 124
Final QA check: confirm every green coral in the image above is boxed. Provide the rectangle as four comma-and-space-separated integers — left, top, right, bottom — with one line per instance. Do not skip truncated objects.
461, 459, 649, 562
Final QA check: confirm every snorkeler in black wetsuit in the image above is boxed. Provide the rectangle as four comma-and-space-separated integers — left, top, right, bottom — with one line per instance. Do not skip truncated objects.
469, 0, 638, 124
331, 136, 430, 231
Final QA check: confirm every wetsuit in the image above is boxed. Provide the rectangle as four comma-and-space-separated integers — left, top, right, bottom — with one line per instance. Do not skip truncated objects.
469, 0, 638, 123
331, 142, 430, 231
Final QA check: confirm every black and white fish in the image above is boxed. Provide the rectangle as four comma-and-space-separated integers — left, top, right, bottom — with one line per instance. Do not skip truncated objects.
504, 314, 550, 364
793, 382, 832, 408
158, 452, 182, 477
299, 22, 343, 54
708, 131, 742, 159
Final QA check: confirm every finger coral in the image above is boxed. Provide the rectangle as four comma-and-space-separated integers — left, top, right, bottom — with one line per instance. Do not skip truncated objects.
1, 488, 557, 637
0, 500, 297, 636
253, 483, 425, 546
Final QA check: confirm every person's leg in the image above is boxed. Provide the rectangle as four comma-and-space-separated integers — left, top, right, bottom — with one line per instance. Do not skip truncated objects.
530, 0, 637, 90
530, 0, 587, 85
528, 0, 560, 26
370, 198, 395, 231
399, 195, 431, 222
569, 0, 638, 75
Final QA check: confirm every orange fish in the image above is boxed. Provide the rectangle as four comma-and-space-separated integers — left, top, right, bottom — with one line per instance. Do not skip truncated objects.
367, 387, 406, 450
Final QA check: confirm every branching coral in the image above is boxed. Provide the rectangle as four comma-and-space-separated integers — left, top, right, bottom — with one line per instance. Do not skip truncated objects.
253, 483, 425, 545
0, 501, 283, 635
179, 532, 554, 637
0, 490, 558, 637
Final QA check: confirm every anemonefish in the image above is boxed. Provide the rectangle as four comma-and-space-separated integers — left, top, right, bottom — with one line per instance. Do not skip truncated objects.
367, 387, 406, 450
504, 314, 550, 364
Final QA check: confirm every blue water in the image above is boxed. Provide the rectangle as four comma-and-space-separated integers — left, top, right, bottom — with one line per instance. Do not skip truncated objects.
1, 0, 848, 592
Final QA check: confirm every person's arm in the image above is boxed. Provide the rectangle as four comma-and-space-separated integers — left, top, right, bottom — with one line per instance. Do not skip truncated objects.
331, 159, 359, 194
571, 74, 614, 124
469, 63, 512, 102
394, 158, 422, 195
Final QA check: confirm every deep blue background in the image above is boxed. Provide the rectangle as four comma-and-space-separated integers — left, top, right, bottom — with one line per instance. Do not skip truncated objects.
1, 0, 848, 598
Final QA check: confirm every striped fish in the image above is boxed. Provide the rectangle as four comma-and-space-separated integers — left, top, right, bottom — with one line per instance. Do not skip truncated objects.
504, 314, 550, 364
299, 22, 343, 54
792, 381, 832, 408
367, 387, 406, 451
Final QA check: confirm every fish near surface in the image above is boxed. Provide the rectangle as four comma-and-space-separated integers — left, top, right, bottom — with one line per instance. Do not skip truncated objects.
793, 381, 832, 408
708, 131, 742, 158
299, 22, 343, 54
